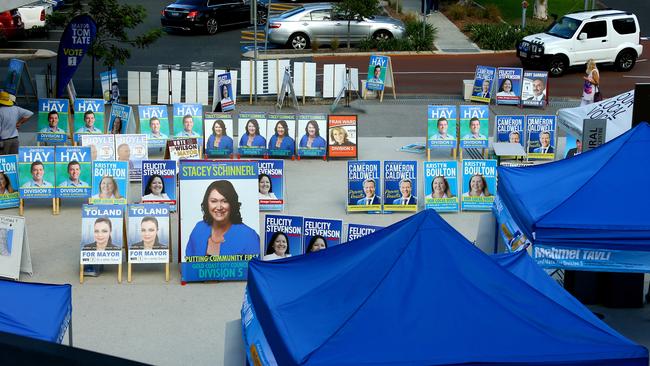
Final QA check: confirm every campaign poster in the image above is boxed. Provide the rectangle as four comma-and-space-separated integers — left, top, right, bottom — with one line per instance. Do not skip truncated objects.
36, 98, 69, 143
55, 14, 96, 98
258, 160, 284, 211
3, 59, 24, 96
347, 160, 381, 213
526, 115, 556, 160
346, 223, 383, 242
428, 105, 457, 149
0, 155, 20, 209
383, 160, 417, 212
521, 71, 548, 107
266, 113, 296, 158
495, 115, 525, 147
366, 55, 389, 91
90, 161, 128, 205
238, 112, 267, 157
303, 217, 343, 254
108, 103, 131, 135
204, 113, 234, 158
217, 73, 235, 112
495, 67, 523, 105
18, 147, 55, 199
493, 194, 530, 252
139, 105, 169, 150
115, 134, 148, 181
459, 105, 489, 149
424, 161, 459, 212
179, 160, 260, 282
0, 215, 24, 280
264, 215, 303, 259
172, 103, 202, 139
469, 65, 496, 104
127, 204, 170, 264
166, 138, 200, 164
327, 115, 358, 159
80, 204, 123, 265
80, 134, 115, 161
296, 114, 327, 158
73, 99, 105, 141
55, 146, 92, 199
100, 69, 119, 104
141, 160, 177, 206
461, 159, 497, 211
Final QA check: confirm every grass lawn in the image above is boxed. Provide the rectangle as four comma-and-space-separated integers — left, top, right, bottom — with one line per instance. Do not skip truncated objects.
473, 0, 587, 24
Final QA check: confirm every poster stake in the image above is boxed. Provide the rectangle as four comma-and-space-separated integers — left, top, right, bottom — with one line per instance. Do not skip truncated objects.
79, 264, 84, 284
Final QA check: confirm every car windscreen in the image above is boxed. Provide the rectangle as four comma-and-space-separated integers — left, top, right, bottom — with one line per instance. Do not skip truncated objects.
278, 7, 306, 18
545, 16, 581, 39
175, 0, 205, 5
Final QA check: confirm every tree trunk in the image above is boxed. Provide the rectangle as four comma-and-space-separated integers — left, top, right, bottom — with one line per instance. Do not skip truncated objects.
533, 0, 548, 21
347, 21, 351, 49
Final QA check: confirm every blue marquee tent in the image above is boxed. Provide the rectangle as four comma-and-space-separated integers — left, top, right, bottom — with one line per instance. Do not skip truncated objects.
244, 210, 648, 365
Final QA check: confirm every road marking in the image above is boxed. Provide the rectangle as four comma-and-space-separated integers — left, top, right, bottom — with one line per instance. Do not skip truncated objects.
637, 59, 647, 63
8, 40, 59, 44
623, 76, 650, 79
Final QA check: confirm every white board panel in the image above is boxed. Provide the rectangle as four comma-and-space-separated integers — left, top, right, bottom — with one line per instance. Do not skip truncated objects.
239, 61, 252, 95
140, 72, 152, 105
128, 71, 140, 105
350, 68, 359, 92
157, 70, 169, 104
197, 71, 209, 106
323, 64, 334, 98
185, 71, 197, 103
171, 70, 182, 104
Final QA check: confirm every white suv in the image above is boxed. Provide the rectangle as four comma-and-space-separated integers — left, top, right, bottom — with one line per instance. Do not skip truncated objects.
517, 10, 643, 76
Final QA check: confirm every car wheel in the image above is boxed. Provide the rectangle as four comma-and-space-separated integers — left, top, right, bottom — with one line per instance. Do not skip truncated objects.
289, 33, 309, 50
257, 9, 267, 25
373, 30, 393, 42
206, 18, 218, 35
615, 50, 636, 72
548, 55, 567, 77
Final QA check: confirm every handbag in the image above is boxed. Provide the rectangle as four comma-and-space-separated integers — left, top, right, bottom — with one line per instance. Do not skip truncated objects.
593, 84, 603, 102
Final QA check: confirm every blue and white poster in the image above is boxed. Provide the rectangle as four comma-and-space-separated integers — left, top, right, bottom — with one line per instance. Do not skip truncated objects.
0, 155, 20, 209
493, 194, 529, 252
264, 215, 303, 259
90, 161, 128, 205
459, 105, 489, 149
80, 204, 123, 265
461, 159, 497, 211
427, 105, 457, 149
55, 146, 91, 199
383, 160, 417, 212
347, 160, 381, 213
296, 114, 327, 158
108, 103, 131, 135
526, 115, 556, 160
73, 99, 105, 141
495, 67, 523, 105
172, 103, 202, 139
266, 113, 296, 158
303, 217, 343, 253
258, 160, 283, 211
521, 71, 548, 107
80, 134, 115, 161
141, 160, 177, 206
115, 134, 148, 181
238, 112, 267, 157
495, 115, 525, 146
100, 69, 119, 104
139, 105, 169, 151
4, 59, 25, 96
127, 203, 170, 264
469, 65, 496, 104
37, 98, 69, 143
203, 112, 234, 158
533, 244, 650, 273
366, 55, 389, 91
217, 73, 235, 112
346, 223, 383, 242
424, 161, 459, 212
56, 14, 96, 98
18, 147, 55, 199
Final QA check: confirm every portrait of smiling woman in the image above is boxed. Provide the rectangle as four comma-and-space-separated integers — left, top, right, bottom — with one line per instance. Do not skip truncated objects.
82, 217, 121, 251
268, 120, 295, 155
239, 119, 266, 148
263, 231, 291, 261
131, 216, 167, 250
142, 174, 170, 201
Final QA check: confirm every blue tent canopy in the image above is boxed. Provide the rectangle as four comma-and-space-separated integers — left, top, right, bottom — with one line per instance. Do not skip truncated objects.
0, 280, 72, 343
246, 210, 648, 365
497, 123, 650, 250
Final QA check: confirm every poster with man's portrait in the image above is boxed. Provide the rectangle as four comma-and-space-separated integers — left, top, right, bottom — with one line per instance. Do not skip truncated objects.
100, 69, 119, 104
526, 115, 556, 160
73, 99, 105, 141
55, 146, 92, 199
327, 115, 357, 159
459, 105, 489, 149
18, 146, 55, 199
172, 103, 202, 138
264, 215, 303, 259
90, 161, 128, 205
127, 204, 170, 264
80, 134, 115, 161
37, 99, 69, 143
266, 113, 296, 158
139, 105, 169, 152
179, 160, 260, 282
0, 155, 20, 209
424, 161, 459, 212
258, 160, 284, 211
521, 71, 548, 107
383, 160, 417, 212
428, 105, 457, 149
366, 55, 388, 91
238, 112, 267, 157
204, 112, 234, 158
469, 65, 496, 104
461, 159, 497, 212
495, 67, 523, 105
297, 114, 327, 158
115, 134, 148, 181
80, 204, 123, 265
302, 217, 343, 254
495, 115, 526, 147
347, 160, 381, 213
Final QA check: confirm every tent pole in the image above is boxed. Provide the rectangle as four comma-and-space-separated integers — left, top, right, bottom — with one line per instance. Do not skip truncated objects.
68, 318, 73, 347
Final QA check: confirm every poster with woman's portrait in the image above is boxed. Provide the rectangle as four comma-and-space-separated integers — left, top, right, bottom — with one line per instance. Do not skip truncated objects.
302, 217, 343, 254
108, 103, 131, 135
526, 115, 556, 160
127, 204, 170, 264
172, 103, 202, 139
0, 155, 20, 209
297, 114, 327, 158
428, 105, 457, 149
424, 161, 459, 212
141, 160, 177, 206
80, 204, 124, 265
73, 99, 105, 142
204, 112, 234, 158
115, 134, 148, 181
258, 160, 283, 211
495, 67, 523, 105
469, 65, 496, 104
346, 223, 383, 242
347, 160, 381, 213
55, 146, 92, 199
37, 98, 69, 144
179, 160, 260, 282
459, 105, 489, 149
327, 115, 357, 159
217, 73, 235, 112
383, 160, 417, 212
18, 146, 55, 199
495, 115, 526, 147
264, 214, 303, 259
238, 112, 267, 157
90, 161, 128, 205
266, 114, 296, 158
461, 159, 497, 211
80, 134, 115, 161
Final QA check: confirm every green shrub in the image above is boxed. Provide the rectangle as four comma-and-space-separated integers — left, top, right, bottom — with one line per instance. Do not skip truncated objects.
405, 19, 436, 51
482, 4, 501, 20
464, 23, 545, 50
311, 39, 320, 52
331, 37, 340, 50
447, 3, 467, 21
358, 37, 375, 51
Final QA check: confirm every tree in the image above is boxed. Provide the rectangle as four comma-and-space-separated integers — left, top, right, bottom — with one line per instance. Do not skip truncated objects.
333, 0, 381, 49
47, 0, 162, 96
533, 0, 548, 21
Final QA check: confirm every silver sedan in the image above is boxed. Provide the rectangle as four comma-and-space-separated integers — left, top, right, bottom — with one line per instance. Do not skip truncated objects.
267, 3, 406, 50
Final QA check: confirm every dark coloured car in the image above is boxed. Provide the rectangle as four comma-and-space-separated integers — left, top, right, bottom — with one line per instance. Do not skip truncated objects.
161, 0, 267, 35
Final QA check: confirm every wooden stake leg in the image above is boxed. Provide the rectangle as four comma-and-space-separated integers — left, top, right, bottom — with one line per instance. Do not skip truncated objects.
127, 262, 132, 283
80, 264, 84, 284
118, 263, 122, 283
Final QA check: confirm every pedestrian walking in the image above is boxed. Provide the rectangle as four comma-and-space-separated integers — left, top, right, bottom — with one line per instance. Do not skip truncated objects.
580, 59, 600, 106
0, 90, 32, 155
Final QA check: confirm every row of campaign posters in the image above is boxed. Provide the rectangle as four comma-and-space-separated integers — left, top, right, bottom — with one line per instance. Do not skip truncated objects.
348, 160, 497, 213
469, 66, 549, 107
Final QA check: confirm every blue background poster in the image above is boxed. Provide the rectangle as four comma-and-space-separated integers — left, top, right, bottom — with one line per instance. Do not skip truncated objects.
172, 103, 202, 139
427, 105, 457, 149
115, 134, 148, 181
495, 115, 525, 146
266, 114, 296, 157
90, 161, 128, 205
73, 99, 105, 141
366, 55, 389, 91
303, 217, 343, 253
55, 146, 92, 199
495, 67, 523, 105
56, 14, 96, 98
238, 112, 267, 156
139, 105, 170, 150
459, 105, 489, 149
469, 65, 496, 103
37, 98, 69, 143
424, 161, 459, 212
346, 223, 383, 242
141, 160, 177, 206
18, 147, 55, 199
383, 160, 417, 212
526, 115, 556, 160
127, 203, 170, 264
493, 194, 530, 252
258, 160, 283, 211
461, 159, 497, 211
296, 114, 327, 157
80, 204, 123, 265
264, 215, 303, 257
108, 103, 131, 134
347, 160, 381, 212
0, 155, 20, 209
4, 59, 24, 96
217, 73, 235, 112
204, 112, 234, 158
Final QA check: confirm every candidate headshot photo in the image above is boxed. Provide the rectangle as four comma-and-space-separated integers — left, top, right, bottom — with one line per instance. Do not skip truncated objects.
497, 78, 516, 97
82, 217, 121, 251
462, 117, 486, 140
427, 176, 454, 199
268, 120, 295, 154
329, 126, 355, 146
258, 173, 277, 200
185, 180, 260, 256
299, 120, 326, 149
369, 65, 383, 84
148, 117, 168, 139
206, 119, 233, 152
221, 85, 232, 105
430, 117, 455, 140
21, 161, 53, 188
463, 174, 492, 197
110, 116, 123, 134
263, 231, 291, 261
239, 119, 266, 148
76, 111, 102, 134
130, 216, 167, 250
508, 131, 521, 144
306, 234, 327, 254
40, 110, 65, 133
142, 174, 171, 201
0, 172, 15, 195
566, 139, 582, 158
474, 79, 491, 99
527, 78, 546, 102
531, 130, 554, 153
92, 176, 122, 199
110, 82, 120, 104
176, 115, 200, 137
59, 160, 89, 187
392, 178, 416, 205
356, 178, 380, 205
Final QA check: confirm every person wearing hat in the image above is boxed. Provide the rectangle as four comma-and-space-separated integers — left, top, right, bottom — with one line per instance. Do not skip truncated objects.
0, 91, 33, 155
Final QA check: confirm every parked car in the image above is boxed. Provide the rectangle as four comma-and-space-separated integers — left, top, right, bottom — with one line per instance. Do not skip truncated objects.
517, 10, 643, 76
0, 9, 24, 43
267, 3, 405, 50
18, 1, 54, 30
161, 0, 267, 35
